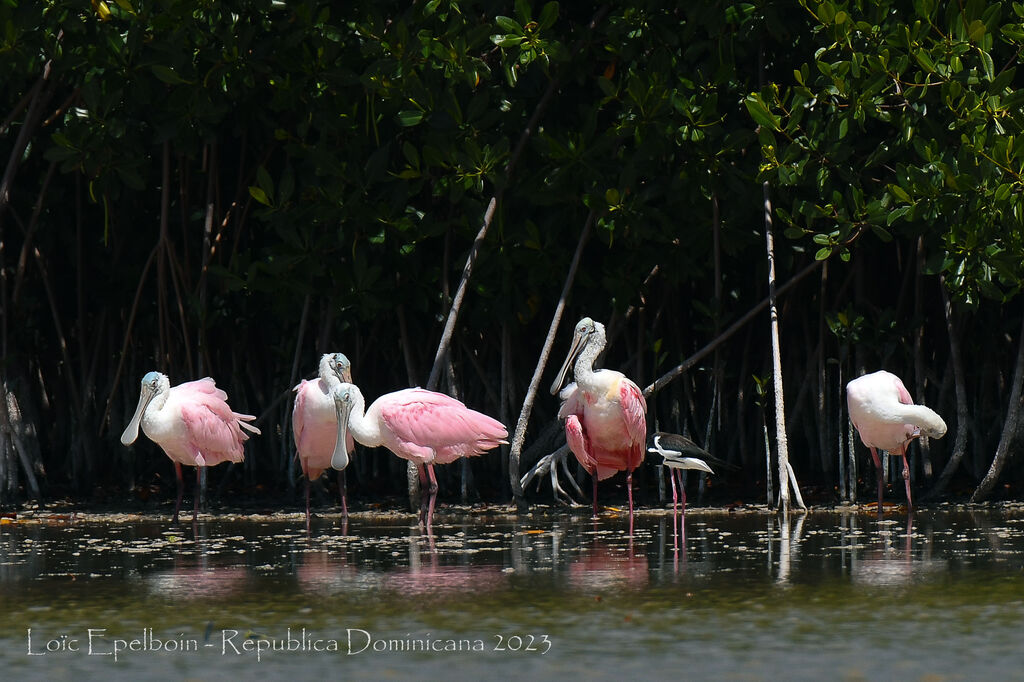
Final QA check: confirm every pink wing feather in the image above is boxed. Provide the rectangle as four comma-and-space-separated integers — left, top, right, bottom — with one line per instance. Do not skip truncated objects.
380, 389, 507, 464
176, 378, 255, 467
565, 414, 601, 474
292, 379, 312, 448
618, 378, 647, 470
893, 375, 913, 405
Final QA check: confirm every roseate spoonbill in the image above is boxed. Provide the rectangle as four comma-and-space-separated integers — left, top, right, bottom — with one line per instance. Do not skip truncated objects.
847, 370, 947, 515
121, 372, 260, 523
647, 431, 738, 540
550, 317, 647, 533
330, 382, 507, 530
293, 353, 356, 530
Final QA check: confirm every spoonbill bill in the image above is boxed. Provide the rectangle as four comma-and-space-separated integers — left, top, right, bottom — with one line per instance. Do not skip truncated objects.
847, 370, 946, 514
329, 382, 507, 531
550, 317, 647, 533
293, 353, 356, 530
121, 372, 260, 523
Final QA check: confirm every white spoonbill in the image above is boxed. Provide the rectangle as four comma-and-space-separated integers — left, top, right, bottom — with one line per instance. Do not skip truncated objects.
847, 370, 946, 514
121, 372, 260, 523
330, 382, 507, 531
551, 317, 647, 533
293, 352, 356, 531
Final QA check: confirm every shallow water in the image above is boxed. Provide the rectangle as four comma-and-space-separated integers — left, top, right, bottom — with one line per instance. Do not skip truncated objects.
3, 504, 1024, 680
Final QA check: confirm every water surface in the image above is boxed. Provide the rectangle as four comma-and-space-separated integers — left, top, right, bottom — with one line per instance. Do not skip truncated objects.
3, 504, 1024, 680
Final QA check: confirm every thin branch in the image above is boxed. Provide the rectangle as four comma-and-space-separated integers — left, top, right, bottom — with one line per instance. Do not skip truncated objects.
12, 161, 57, 304
644, 259, 823, 398
508, 210, 594, 510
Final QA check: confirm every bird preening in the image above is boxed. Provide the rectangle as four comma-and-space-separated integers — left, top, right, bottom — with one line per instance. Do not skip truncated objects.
847, 370, 947, 515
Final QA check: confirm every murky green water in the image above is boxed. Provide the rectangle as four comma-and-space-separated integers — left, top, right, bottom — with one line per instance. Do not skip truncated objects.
3, 504, 1024, 680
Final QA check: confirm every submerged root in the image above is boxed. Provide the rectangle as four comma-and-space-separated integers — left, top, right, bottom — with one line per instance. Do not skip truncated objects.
520, 444, 586, 506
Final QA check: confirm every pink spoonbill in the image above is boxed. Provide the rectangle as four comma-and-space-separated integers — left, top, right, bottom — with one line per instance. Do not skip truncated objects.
121, 372, 260, 523
647, 431, 737, 541
330, 382, 507, 531
550, 317, 647, 533
847, 370, 946, 515
293, 353, 356, 531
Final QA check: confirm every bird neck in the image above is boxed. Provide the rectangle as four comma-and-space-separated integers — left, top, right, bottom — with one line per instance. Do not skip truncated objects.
573, 327, 606, 390
319, 356, 340, 390
345, 388, 383, 447
893, 403, 946, 436
145, 388, 169, 419
139, 388, 172, 440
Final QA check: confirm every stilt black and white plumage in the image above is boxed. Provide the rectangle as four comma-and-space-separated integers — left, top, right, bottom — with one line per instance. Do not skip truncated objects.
647, 432, 738, 543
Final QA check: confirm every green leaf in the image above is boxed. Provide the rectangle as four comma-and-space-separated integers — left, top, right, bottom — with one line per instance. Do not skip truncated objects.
889, 184, 912, 203
256, 166, 274, 198
495, 16, 522, 34
815, 246, 833, 260
396, 110, 424, 126
1001, 24, 1024, 41
402, 142, 419, 168
493, 35, 525, 47
248, 186, 271, 207
980, 49, 994, 80
969, 19, 986, 43
887, 206, 910, 225
539, 2, 559, 29
151, 65, 190, 84
870, 224, 893, 241
914, 49, 935, 73
744, 94, 780, 131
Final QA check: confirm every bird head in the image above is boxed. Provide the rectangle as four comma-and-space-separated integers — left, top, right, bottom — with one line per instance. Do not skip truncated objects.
320, 352, 352, 385
120, 371, 169, 446
329, 383, 359, 470
550, 317, 604, 395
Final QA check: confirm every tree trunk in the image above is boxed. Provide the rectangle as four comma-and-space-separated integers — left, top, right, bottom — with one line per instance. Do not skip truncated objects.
763, 179, 802, 512
970, 313, 1024, 501
929, 279, 969, 499
508, 211, 594, 512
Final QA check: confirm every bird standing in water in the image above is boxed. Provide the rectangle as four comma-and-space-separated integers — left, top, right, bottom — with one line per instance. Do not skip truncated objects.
847, 370, 947, 515
330, 382, 507, 532
647, 431, 737, 542
121, 372, 260, 523
293, 353, 356, 531
551, 317, 647, 534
